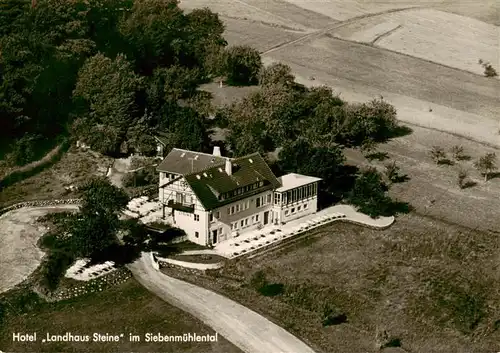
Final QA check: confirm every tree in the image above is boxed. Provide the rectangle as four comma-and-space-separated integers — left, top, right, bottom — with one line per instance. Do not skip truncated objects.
259, 62, 295, 87
69, 177, 129, 257
278, 138, 345, 193
451, 145, 466, 161
79, 177, 129, 216
474, 152, 497, 181
118, 0, 187, 74
72, 53, 144, 155
185, 7, 227, 77
430, 146, 446, 164
223, 45, 262, 85
347, 168, 393, 217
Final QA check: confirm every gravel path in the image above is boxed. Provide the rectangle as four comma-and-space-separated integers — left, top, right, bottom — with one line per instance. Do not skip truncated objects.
128, 253, 316, 353
0, 205, 79, 293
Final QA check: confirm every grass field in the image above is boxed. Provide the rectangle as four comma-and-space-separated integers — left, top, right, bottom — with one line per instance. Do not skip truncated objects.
331, 8, 499, 76
0, 280, 241, 353
0, 147, 113, 208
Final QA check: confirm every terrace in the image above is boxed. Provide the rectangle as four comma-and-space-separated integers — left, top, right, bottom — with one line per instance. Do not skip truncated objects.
215, 207, 347, 259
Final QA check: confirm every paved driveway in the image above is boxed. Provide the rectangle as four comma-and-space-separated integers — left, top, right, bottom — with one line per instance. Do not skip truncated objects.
129, 253, 316, 353
0, 205, 79, 293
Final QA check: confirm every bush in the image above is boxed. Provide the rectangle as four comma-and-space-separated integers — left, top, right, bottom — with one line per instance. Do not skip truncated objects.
249, 270, 267, 290
479, 59, 498, 77
322, 304, 347, 326
430, 146, 446, 164
5, 290, 43, 315
42, 252, 75, 291
258, 283, 285, 297
224, 45, 262, 85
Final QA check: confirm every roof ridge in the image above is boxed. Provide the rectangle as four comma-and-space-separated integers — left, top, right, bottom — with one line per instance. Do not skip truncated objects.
184, 159, 227, 177
173, 148, 226, 159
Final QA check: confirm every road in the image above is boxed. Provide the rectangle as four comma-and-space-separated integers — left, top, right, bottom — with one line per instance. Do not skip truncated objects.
128, 253, 316, 353
0, 205, 79, 294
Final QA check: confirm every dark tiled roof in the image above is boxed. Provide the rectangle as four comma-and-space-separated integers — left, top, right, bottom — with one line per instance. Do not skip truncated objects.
153, 131, 170, 146
184, 153, 281, 210
156, 148, 226, 175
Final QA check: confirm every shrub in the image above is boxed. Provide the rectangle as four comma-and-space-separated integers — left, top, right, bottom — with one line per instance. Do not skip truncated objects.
249, 270, 267, 290
479, 59, 498, 77
42, 252, 75, 291
322, 304, 347, 326
258, 283, 285, 297
430, 146, 446, 164
451, 145, 467, 161
457, 169, 468, 189
384, 161, 400, 183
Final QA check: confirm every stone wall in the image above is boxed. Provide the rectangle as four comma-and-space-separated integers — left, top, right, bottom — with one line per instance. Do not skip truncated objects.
0, 198, 83, 216
40, 267, 132, 302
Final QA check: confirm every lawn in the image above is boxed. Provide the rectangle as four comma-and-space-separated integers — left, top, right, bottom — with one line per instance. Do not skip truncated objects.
0, 280, 241, 353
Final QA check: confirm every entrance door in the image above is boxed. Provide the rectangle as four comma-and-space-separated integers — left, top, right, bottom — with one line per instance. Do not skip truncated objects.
212, 230, 218, 244
263, 211, 269, 225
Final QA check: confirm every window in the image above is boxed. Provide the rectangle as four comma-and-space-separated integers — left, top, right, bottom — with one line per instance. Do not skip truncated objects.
256, 198, 261, 207
194, 214, 200, 221
231, 206, 235, 214
267, 194, 272, 204
195, 231, 199, 238
255, 214, 259, 222
304, 204, 308, 209
245, 218, 248, 226
274, 193, 279, 205
251, 216, 254, 222
241, 220, 244, 227
236, 204, 240, 212
246, 200, 250, 209
216, 211, 220, 218
219, 228, 223, 235
209, 213, 214, 222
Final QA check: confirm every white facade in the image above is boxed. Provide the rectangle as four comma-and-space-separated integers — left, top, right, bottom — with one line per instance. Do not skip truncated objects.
157, 154, 322, 246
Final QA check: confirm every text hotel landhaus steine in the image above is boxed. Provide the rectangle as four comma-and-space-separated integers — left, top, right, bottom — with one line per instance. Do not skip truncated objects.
11, 332, 219, 343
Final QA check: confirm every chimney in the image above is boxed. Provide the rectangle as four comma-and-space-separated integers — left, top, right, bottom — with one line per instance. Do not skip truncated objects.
225, 158, 232, 176
213, 146, 221, 157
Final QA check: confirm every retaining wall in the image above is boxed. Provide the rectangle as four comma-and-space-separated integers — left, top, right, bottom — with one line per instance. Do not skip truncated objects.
156, 256, 224, 270
0, 198, 83, 216
41, 267, 132, 302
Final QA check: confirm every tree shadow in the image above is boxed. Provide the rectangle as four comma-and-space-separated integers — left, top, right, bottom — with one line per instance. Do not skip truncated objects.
488, 172, 500, 180
437, 159, 454, 166
386, 200, 413, 216
392, 173, 410, 183
460, 180, 477, 189
388, 125, 413, 139
90, 243, 141, 266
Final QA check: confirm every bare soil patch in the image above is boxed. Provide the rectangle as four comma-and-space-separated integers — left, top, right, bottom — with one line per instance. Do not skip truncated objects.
0, 280, 241, 353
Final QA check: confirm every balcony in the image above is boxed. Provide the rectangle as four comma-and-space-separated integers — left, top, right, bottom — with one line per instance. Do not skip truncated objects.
166, 200, 195, 213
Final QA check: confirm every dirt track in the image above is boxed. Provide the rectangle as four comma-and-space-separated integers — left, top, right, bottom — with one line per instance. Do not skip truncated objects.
0, 205, 78, 294
128, 253, 317, 353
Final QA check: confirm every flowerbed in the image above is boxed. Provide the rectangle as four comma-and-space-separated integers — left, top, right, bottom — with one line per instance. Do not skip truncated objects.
43, 267, 132, 302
